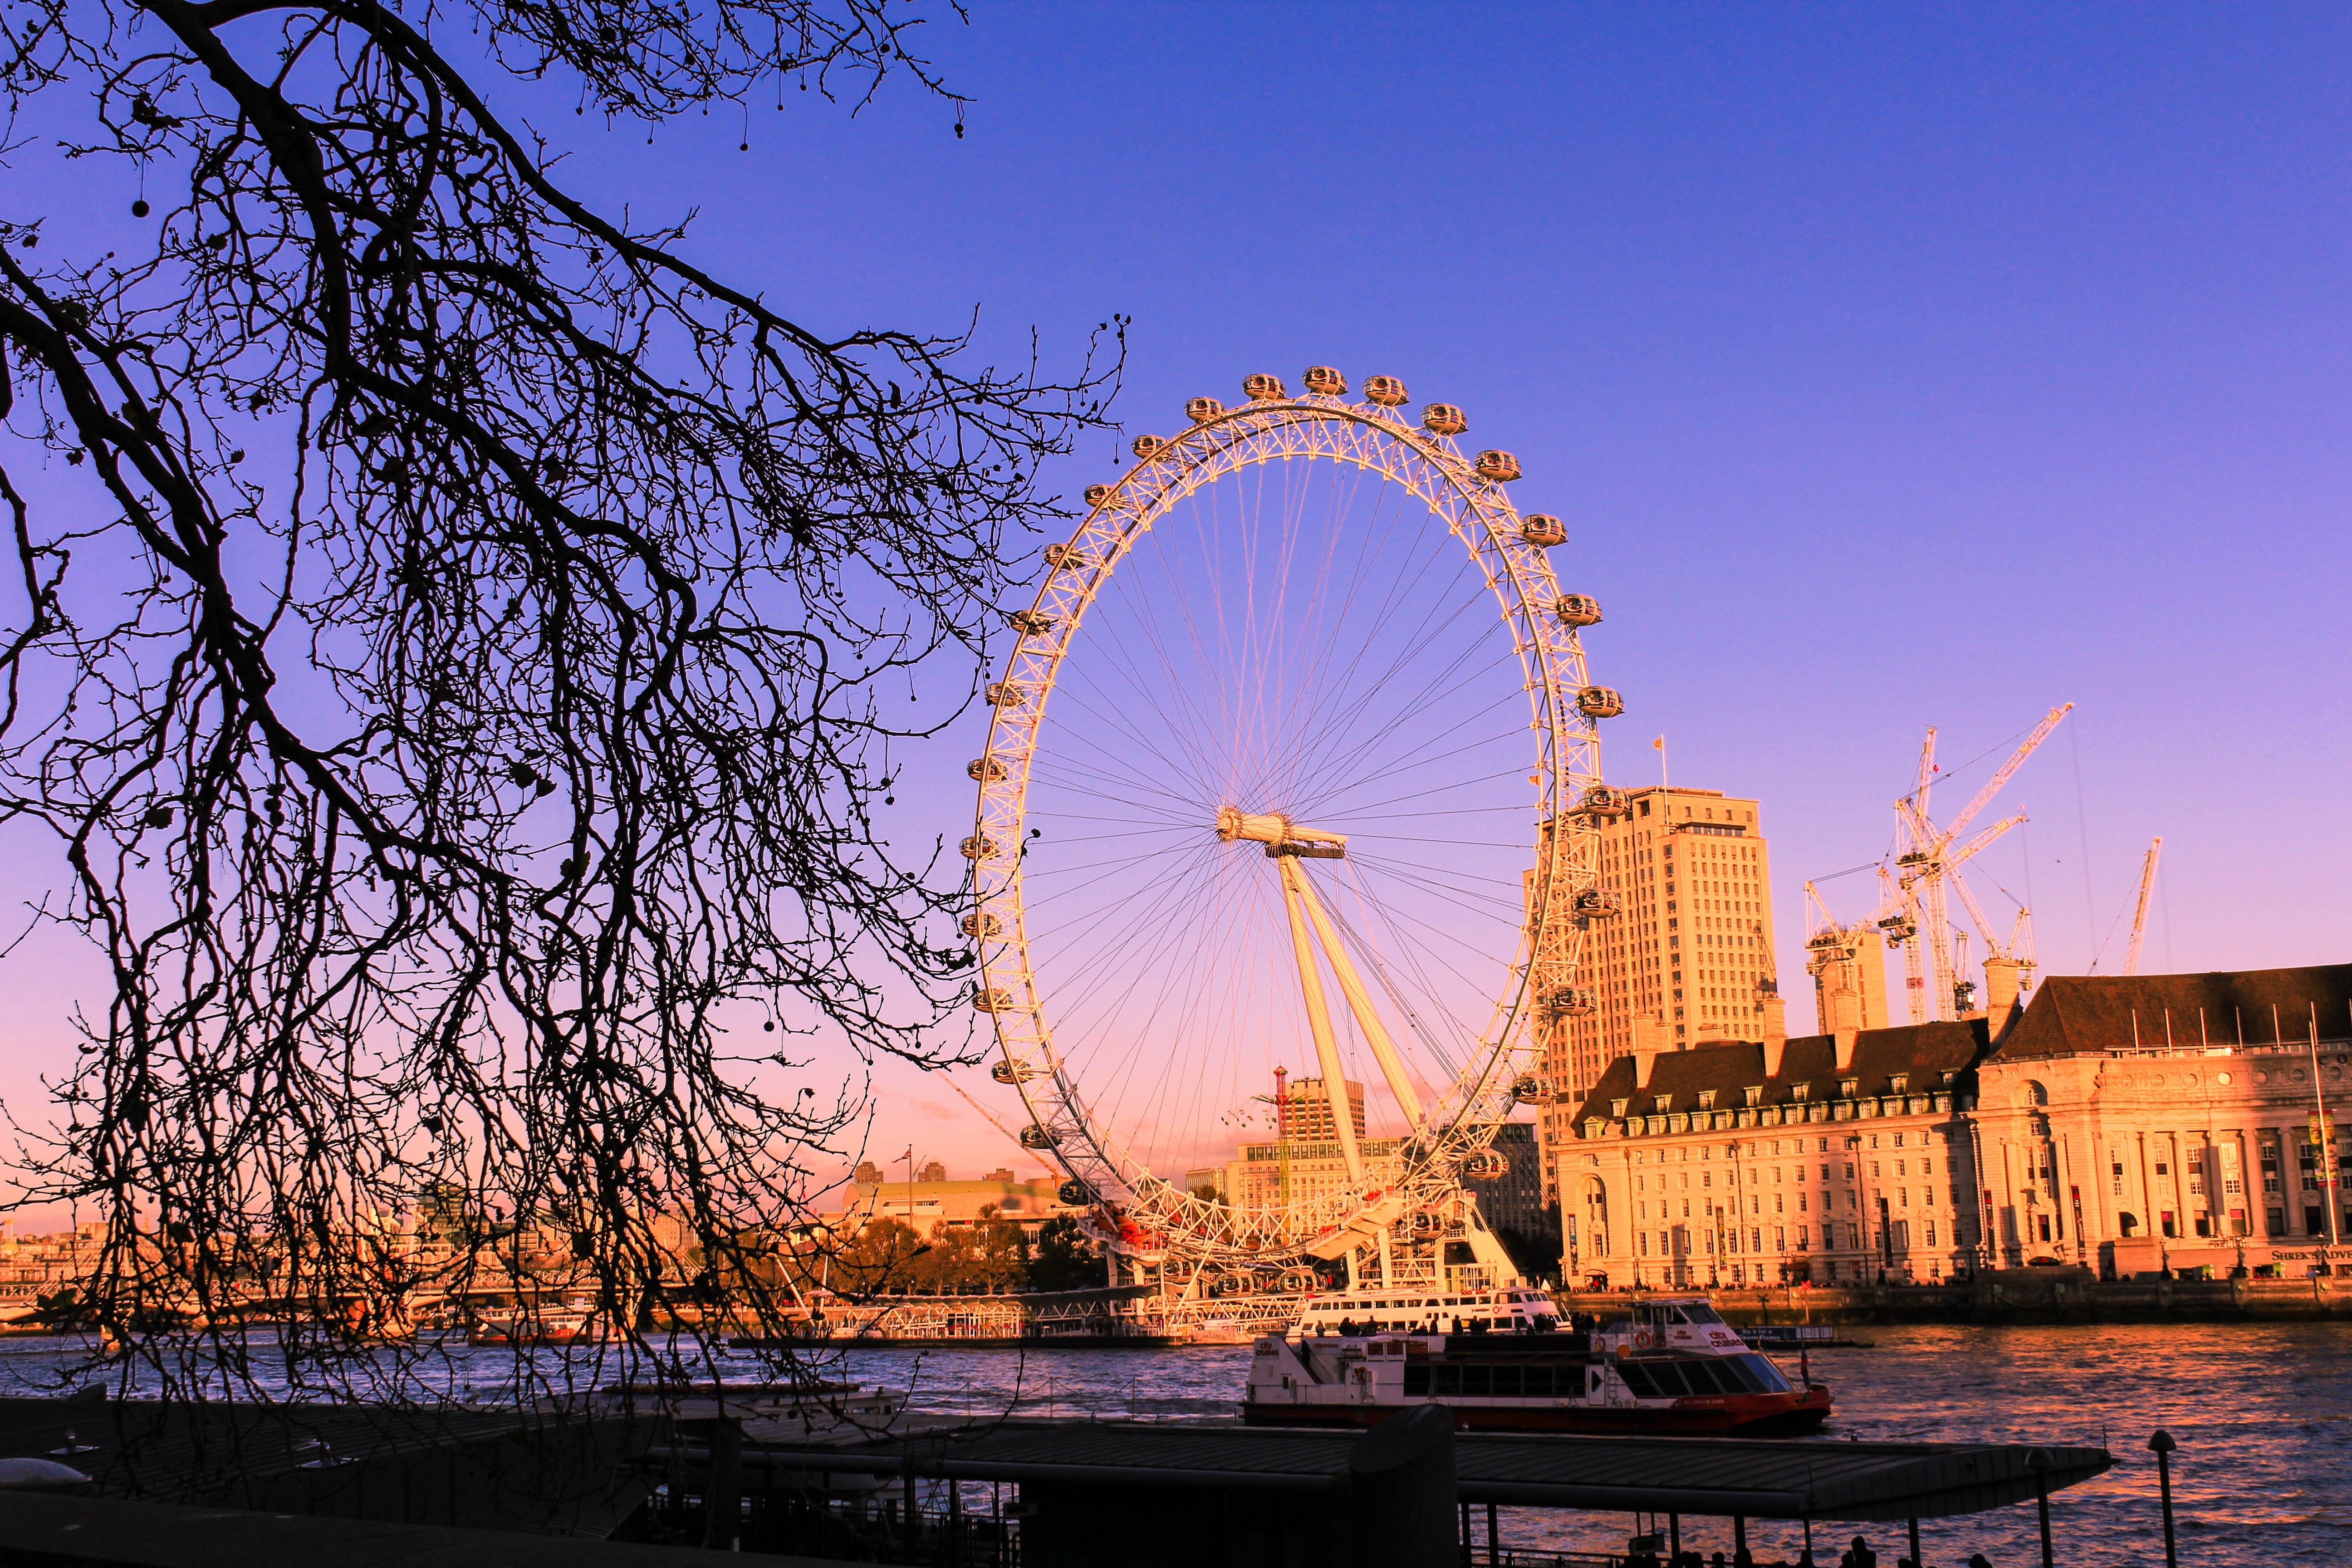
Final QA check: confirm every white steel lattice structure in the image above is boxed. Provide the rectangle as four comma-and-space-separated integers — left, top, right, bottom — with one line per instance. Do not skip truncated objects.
963, 371, 1618, 1272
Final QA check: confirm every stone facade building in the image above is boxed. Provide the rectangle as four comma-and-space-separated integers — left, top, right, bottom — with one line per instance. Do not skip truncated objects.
1978, 965, 2352, 1277
1562, 962, 2352, 1287
1563, 1019, 1987, 1287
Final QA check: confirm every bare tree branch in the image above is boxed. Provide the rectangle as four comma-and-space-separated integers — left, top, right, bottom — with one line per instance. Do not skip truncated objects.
0, 0, 1120, 1403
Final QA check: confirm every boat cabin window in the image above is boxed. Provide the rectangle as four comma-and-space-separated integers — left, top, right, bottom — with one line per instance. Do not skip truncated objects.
1681, 1304, 1725, 1324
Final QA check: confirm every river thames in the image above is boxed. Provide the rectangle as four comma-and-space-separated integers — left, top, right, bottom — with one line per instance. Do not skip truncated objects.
5, 1321, 2346, 1563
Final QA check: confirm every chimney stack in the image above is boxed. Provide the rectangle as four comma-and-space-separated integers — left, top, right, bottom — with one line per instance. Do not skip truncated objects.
1759, 994, 1790, 1077
1833, 1028, 1861, 1074
1632, 1013, 1671, 1092
1983, 957, 2025, 1037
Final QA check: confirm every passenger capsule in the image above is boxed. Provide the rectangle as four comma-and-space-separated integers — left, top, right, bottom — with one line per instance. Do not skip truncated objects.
1008, 608, 1058, 635
1521, 514, 1566, 548
1083, 483, 1115, 506
1362, 375, 1409, 407
1043, 542, 1088, 568
984, 681, 1027, 707
1555, 594, 1603, 627
1302, 365, 1348, 396
1576, 784, 1632, 819
1131, 434, 1167, 460
1547, 985, 1598, 1017
1019, 1123, 1061, 1151
1460, 1150, 1509, 1181
1058, 1179, 1093, 1206
962, 911, 1004, 938
1575, 685, 1625, 720
972, 986, 1014, 1013
968, 756, 1007, 783
1421, 403, 1467, 436
1242, 373, 1287, 401
990, 1057, 1039, 1084
1510, 1072, 1546, 1104
1573, 887, 1621, 921
1475, 450, 1521, 482
1186, 397, 1225, 423
959, 835, 1001, 860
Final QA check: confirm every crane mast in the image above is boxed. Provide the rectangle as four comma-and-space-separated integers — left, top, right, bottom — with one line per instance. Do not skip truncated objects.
1885, 704, 2072, 1024
2124, 837, 2163, 976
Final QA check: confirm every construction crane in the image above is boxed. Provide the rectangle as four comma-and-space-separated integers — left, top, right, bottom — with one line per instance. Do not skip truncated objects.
1886, 704, 2073, 1024
2124, 837, 2164, 976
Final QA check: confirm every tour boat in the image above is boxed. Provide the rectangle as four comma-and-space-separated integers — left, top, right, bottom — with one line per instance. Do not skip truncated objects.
1242, 1294, 1832, 1434
469, 1310, 615, 1348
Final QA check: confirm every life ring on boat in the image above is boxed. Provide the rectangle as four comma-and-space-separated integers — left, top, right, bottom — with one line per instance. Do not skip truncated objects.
1634, 1330, 1654, 1348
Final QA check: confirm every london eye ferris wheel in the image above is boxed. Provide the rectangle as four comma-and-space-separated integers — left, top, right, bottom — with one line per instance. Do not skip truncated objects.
962, 368, 1625, 1279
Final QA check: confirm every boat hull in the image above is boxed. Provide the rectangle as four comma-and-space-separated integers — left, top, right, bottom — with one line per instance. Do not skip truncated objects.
1242, 1386, 1833, 1435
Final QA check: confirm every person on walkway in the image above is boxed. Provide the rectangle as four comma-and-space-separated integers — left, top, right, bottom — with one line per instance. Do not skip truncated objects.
1967, 1555, 1994, 1568
1847, 1536, 1877, 1568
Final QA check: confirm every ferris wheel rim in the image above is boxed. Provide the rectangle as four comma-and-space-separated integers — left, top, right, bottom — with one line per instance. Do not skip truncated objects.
965, 385, 1610, 1268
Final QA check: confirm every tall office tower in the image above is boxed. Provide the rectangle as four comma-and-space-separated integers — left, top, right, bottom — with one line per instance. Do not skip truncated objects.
1537, 787, 1782, 1198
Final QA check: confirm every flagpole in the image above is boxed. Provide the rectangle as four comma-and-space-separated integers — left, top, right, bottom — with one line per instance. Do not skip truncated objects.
1655, 735, 1668, 789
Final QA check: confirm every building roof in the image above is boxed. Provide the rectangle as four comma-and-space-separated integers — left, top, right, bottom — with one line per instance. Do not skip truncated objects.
1570, 1020, 1991, 1126
1995, 965, 2352, 1061
717, 1418, 2112, 1523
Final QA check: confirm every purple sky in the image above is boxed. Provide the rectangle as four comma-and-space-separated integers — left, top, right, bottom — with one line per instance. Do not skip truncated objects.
4, 4, 2347, 1199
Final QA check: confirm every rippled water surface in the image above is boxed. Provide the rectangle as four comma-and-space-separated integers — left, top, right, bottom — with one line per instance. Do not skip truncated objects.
4, 1323, 2345, 1564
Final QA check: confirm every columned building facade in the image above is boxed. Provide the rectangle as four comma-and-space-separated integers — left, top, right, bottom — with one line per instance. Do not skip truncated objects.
1563, 963, 2352, 1286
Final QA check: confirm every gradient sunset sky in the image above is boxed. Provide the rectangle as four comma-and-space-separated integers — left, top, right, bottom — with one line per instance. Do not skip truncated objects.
3, 4, 2346, 1196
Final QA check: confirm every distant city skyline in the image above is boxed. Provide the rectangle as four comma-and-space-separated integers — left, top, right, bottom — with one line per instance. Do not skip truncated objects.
1, 5, 2345, 1208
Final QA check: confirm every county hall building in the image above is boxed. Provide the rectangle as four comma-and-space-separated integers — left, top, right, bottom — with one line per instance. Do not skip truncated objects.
1561, 963, 2352, 1287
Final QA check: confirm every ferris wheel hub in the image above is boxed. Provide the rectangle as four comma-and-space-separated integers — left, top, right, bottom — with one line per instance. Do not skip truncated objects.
1216, 806, 1347, 860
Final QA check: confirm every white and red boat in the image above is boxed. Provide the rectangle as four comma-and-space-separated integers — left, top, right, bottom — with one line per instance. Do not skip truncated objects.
468, 1309, 617, 1348
1242, 1294, 1832, 1434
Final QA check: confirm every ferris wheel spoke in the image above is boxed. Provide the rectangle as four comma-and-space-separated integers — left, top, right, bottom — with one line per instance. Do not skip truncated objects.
1067, 856, 1274, 1148
1077, 583, 1239, 803
975, 391, 1600, 1264
1304, 758, 1533, 824
1284, 639, 1528, 820
1026, 752, 1210, 822
1338, 860, 1530, 921
1050, 662, 1230, 808
1271, 561, 1503, 805
1326, 870, 1505, 1053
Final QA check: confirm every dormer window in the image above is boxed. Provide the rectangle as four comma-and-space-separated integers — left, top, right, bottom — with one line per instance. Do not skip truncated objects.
1889, 1073, 1909, 1095
1653, 1094, 1674, 1114
1939, 1070, 1957, 1088
1611, 1098, 1631, 1118
1839, 1078, 1860, 1098
1696, 1090, 1717, 1110
1791, 1084, 1809, 1102
1744, 1085, 1764, 1107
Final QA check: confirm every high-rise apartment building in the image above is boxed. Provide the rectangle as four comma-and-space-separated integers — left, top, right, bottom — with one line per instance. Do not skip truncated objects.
1278, 1076, 1367, 1142
1538, 786, 1783, 1200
